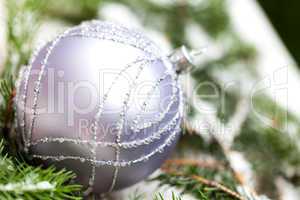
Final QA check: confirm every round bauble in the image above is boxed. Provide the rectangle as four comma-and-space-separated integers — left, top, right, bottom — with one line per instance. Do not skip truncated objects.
15, 20, 183, 194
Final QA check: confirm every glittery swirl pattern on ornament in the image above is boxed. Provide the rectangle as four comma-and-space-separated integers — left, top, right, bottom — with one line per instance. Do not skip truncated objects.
15, 21, 183, 194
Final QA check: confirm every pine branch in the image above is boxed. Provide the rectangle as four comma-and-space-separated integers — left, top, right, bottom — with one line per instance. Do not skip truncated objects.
154, 192, 182, 200
0, 77, 15, 133
126, 189, 183, 200
151, 158, 241, 200
163, 159, 243, 200
163, 171, 243, 200
0, 140, 82, 200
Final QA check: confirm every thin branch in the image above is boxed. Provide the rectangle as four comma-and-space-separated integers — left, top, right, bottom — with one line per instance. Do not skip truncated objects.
163, 159, 225, 171
161, 168, 245, 200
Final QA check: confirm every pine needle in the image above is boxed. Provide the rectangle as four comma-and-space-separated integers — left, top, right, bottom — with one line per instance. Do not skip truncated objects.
0, 140, 82, 200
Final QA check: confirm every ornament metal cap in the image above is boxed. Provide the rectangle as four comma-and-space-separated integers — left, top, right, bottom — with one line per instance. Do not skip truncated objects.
169, 45, 204, 73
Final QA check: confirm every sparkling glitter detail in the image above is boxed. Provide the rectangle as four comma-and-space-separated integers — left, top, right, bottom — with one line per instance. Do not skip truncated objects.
130, 69, 178, 133
19, 43, 46, 153
28, 27, 76, 152
89, 59, 151, 190
31, 111, 180, 149
108, 56, 147, 191
31, 124, 180, 167
16, 21, 183, 194
69, 20, 161, 59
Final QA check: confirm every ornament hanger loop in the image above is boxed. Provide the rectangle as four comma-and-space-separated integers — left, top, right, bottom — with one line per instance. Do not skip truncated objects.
169, 45, 206, 73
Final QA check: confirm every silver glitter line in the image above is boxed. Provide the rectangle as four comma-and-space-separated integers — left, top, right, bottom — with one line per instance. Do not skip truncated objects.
28, 39, 58, 150
68, 33, 157, 60
119, 111, 180, 148
127, 127, 180, 166
109, 57, 147, 192
14, 42, 43, 148
92, 59, 150, 127
88, 58, 150, 190
21, 41, 52, 152
131, 70, 178, 133
30, 137, 114, 147
31, 124, 181, 167
27, 27, 77, 152
69, 21, 161, 58
30, 111, 180, 149
108, 148, 119, 192
30, 67, 179, 150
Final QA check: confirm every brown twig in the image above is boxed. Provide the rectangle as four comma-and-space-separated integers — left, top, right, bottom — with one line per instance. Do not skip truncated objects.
163, 159, 225, 171
162, 167, 245, 200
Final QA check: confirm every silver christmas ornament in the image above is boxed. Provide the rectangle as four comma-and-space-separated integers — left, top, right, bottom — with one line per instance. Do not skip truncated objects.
14, 20, 192, 194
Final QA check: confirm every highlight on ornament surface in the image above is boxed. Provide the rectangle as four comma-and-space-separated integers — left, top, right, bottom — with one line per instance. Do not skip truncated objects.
14, 20, 188, 194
